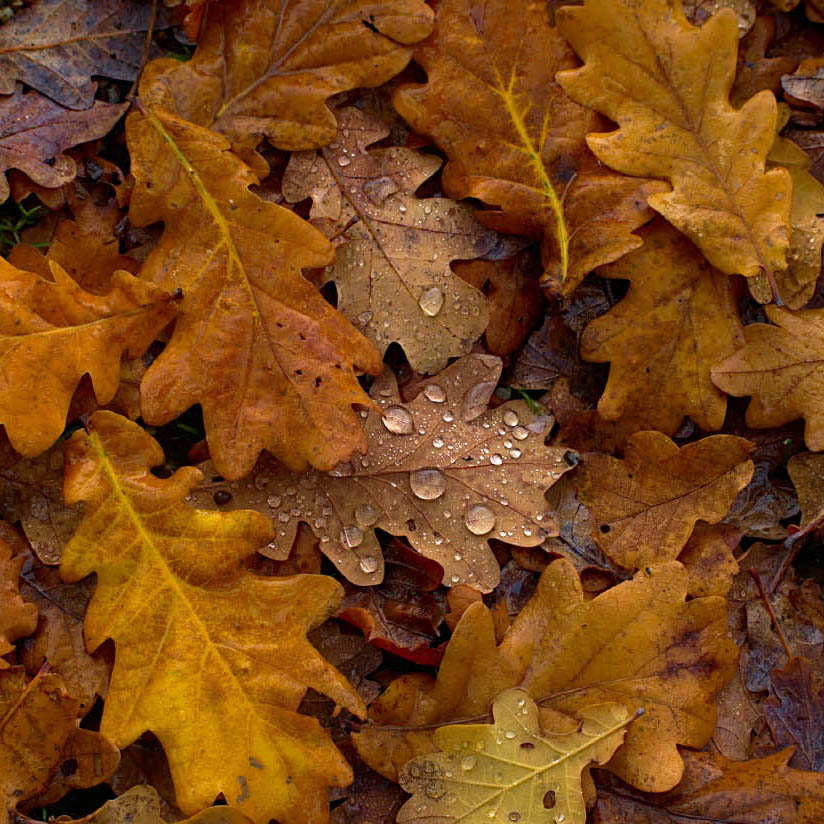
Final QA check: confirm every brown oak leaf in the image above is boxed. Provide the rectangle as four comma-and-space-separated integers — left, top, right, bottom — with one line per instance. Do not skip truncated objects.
0, 537, 37, 666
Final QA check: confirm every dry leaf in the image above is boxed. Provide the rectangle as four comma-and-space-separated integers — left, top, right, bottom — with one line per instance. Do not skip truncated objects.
353, 559, 737, 794
398, 689, 629, 824
189, 354, 572, 592
788, 451, 824, 525
677, 522, 741, 598
393, 0, 664, 292
282, 107, 496, 373
576, 431, 754, 570
60, 411, 365, 824
557, 0, 793, 283
0, 538, 37, 666
127, 104, 383, 479
580, 221, 745, 438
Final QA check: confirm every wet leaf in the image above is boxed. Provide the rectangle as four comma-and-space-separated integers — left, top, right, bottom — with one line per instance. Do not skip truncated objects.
787, 451, 824, 525
678, 522, 741, 598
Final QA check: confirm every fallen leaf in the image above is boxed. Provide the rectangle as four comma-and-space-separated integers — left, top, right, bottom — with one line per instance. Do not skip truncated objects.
0, 90, 126, 203
511, 314, 581, 392
0, 257, 178, 458
723, 460, 796, 540
788, 451, 824, 525
580, 221, 745, 438
353, 559, 737, 794
765, 656, 824, 771
557, 0, 793, 282
189, 354, 573, 592
398, 689, 629, 824
576, 430, 754, 571
711, 306, 824, 450
783, 57, 824, 111
127, 104, 383, 479
0, 538, 37, 666
678, 522, 741, 598
392, 0, 664, 292
282, 106, 496, 373
60, 411, 366, 824
730, 15, 798, 106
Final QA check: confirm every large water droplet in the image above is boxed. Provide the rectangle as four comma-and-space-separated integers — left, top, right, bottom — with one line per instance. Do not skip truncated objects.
424, 383, 446, 403
410, 468, 446, 500
462, 380, 497, 421
382, 405, 414, 434
355, 503, 379, 526
359, 556, 378, 574
418, 287, 445, 316
503, 410, 519, 427
464, 504, 495, 535
512, 426, 529, 440
490, 454, 503, 466
461, 755, 476, 770
340, 525, 364, 548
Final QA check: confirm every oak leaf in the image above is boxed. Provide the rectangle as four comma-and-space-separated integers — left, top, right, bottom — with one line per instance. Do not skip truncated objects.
0, 0, 162, 109
138, 0, 434, 150
576, 431, 753, 570
0, 538, 37, 666
353, 559, 737, 793
580, 222, 745, 438
730, 15, 798, 106
556, 0, 793, 282
60, 411, 366, 824
788, 451, 824, 525
189, 355, 572, 592
398, 689, 629, 824
711, 306, 824, 450
0, 258, 178, 459
677, 522, 741, 598
282, 106, 497, 373
0, 90, 126, 203
392, 0, 664, 291
126, 104, 383, 479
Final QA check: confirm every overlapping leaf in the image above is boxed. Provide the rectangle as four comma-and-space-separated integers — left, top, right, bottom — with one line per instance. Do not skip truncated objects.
127, 105, 383, 479
392, 0, 665, 292
353, 559, 737, 793
189, 355, 572, 592
576, 431, 754, 570
60, 411, 366, 824
556, 0, 793, 284
0, 537, 37, 666
398, 690, 629, 824
282, 107, 496, 373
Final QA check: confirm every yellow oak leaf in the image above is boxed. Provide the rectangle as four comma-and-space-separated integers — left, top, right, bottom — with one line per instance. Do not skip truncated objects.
398, 689, 629, 824
556, 0, 792, 284
60, 411, 366, 824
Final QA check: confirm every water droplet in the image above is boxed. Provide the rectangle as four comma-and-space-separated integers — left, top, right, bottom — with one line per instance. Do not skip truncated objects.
340, 525, 364, 548
314, 517, 327, 529
464, 504, 495, 535
382, 405, 414, 435
355, 503, 379, 526
337, 155, 351, 167
267, 495, 281, 508
504, 730, 516, 739
503, 410, 519, 426
418, 287, 445, 316
442, 410, 454, 422
433, 436, 445, 448
462, 380, 497, 420
461, 755, 476, 770
398, 203, 408, 213
358, 310, 373, 325
509, 449, 521, 459
450, 574, 460, 583
410, 468, 446, 500
490, 454, 503, 466
424, 384, 446, 403
359, 556, 378, 574
508, 813, 521, 823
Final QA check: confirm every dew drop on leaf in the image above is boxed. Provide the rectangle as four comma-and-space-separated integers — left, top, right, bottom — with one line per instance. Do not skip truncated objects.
503, 409, 519, 426
464, 504, 495, 535
382, 405, 414, 434
355, 503, 379, 526
424, 383, 446, 403
418, 286, 445, 316
358, 556, 378, 574
410, 468, 446, 500
490, 454, 503, 466
340, 525, 364, 548
461, 755, 476, 770
512, 426, 529, 440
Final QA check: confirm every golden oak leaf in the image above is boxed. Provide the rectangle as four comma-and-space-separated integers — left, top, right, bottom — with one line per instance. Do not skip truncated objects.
556, 0, 793, 284
138, 0, 434, 151
576, 431, 753, 570
353, 559, 737, 794
593, 749, 824, 824
0, 538, 37, 666
711, 306, 824, 450
282, 107, 497, 373
580, 221, 745, 438
60, 411, 366, 824
188, 355, 571, 592
126, 105, 383, 479
0, 258, 178, 459
398, 690, 629, 824
392, 0, 664, 292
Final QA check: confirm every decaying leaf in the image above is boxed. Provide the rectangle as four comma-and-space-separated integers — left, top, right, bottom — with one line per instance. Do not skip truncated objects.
0, 258, 177, 458
398, 689, 629, 824
580, 221, 745, 438
353, 559, 737, 794
190, 355, 572, 592
393, 0, 664, 291
282, 107, 496, 373
711, 307, 824, 450
0, 90, 126, 203
557, 0, 793, 283
0, 538, 37, 666
788, 451, 824, 525
60, 411, 366, 824
576, 431, 754, 570
127, 104, 383, 480
137, 0, 434, 150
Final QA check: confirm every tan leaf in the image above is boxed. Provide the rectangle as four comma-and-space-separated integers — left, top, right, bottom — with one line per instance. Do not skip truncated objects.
0, 538, 37, 666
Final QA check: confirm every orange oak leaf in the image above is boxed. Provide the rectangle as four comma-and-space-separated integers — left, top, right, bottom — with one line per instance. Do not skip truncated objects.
556, 0, 793, 284
580, 221, 745, 438
0, 258, 178, 459
711, 307, 824, 450
576, 431, 754, 570
126, 104, 383, 479
353, 559, 737, 794
0, 538, 37, 666
60, 411, 365, 824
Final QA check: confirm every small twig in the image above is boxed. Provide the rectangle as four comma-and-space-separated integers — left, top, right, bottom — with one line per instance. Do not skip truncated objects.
750, 567, 793, 662
127, 0, 158, 100
768, 504, 824, 594
763, 265, 784, 308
